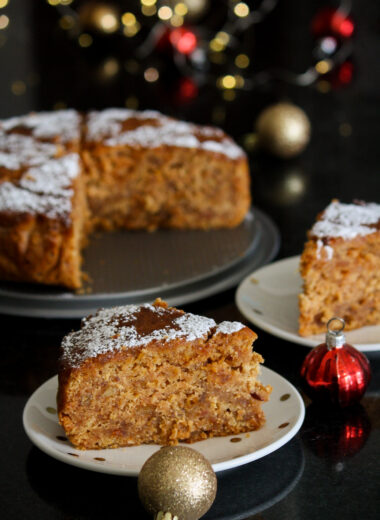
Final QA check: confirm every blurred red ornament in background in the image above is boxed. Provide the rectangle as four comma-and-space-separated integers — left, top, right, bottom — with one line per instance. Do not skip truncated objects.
300, 318, 371, 407
312, 7, 355, 39
170, 27, 197, 55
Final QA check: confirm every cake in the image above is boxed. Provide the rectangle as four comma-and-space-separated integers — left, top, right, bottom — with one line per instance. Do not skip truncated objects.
299, 200, 380, 336
0, 109, 250, 289
57, 299, 271, 450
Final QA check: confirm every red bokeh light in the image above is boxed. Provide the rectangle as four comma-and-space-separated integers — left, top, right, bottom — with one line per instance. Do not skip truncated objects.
338, 61, 354, 84
170, 28, 197, 55
337, 18, 355, 38
178, 77, 198, 101
312, 7, 355, 39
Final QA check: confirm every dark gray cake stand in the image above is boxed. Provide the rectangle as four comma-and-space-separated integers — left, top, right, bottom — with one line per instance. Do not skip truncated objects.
0, 207, 280, 318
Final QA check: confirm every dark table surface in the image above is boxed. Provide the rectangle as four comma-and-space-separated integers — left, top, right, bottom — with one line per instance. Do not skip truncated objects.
0, 1, 379, 519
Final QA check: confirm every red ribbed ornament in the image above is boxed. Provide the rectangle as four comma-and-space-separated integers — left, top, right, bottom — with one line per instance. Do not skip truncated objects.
301, 317, 371, 407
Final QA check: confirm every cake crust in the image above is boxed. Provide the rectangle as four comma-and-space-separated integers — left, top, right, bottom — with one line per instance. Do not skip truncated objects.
58, 299, 271, 449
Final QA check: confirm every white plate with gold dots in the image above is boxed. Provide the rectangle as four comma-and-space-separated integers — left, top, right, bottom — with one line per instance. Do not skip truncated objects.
236, 255, 380, 352
23, 366, 305, 476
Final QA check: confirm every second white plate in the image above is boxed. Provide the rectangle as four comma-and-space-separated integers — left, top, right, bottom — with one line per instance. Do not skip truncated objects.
236, 255, 380, 352
23, 366, 304, 476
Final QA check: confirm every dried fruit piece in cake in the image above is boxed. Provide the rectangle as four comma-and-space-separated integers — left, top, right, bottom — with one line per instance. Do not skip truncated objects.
299, 200, 380, 336
57, 299, 271, 449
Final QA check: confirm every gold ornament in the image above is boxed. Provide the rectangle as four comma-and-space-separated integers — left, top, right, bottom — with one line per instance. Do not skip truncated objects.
255, 102, 311, 158
138, 446, 217, 520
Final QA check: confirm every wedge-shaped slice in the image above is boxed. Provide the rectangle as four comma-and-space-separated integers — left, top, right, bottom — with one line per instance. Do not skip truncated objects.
58, 299, 271, 449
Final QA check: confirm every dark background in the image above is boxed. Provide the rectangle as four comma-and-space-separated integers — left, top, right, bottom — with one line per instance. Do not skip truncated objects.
0, 1, 379, 519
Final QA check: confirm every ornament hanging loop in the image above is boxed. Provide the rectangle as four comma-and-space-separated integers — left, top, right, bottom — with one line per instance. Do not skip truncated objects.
326, 316, 346, 349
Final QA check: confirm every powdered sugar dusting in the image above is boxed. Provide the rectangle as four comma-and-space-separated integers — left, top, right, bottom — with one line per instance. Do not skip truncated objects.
316, 239, 334, 260
0, 133, 58, 169
0, 110, 80, 142
0, 153, 80, 222
85, 108, 166, 141
0, 181, 73, 221
19, 154, 80, 196
61, 303, 224, 368
311, 201, 380, 240
86, 109, 244, 159
216, 321, 245, 334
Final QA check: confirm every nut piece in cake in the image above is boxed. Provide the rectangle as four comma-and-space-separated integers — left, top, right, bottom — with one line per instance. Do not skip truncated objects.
299, 200, 380, 336
57, 299, 271, 449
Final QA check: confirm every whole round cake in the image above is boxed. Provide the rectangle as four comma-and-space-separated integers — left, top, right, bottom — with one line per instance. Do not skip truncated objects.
0, 109, 250, 288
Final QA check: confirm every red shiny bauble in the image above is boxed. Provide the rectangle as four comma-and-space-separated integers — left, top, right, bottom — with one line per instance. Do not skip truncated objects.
311, 7, 355, 39
301, 342, 371, 407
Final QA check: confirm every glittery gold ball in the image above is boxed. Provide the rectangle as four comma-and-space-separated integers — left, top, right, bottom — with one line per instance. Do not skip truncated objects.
256, 103, 311, 158
138, 446, 217, 520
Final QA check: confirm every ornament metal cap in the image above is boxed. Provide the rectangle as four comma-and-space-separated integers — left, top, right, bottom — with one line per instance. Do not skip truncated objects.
326, 317, 346, 348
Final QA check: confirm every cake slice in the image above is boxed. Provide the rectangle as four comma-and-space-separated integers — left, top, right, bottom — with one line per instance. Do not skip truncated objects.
57, 299, 271, 449
0, 110, 87, 288
299, 200, 380, 336
82, 108, 250, 231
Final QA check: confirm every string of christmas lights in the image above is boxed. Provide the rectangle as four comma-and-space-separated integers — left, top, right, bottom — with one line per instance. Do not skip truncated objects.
42, 0, 355, 99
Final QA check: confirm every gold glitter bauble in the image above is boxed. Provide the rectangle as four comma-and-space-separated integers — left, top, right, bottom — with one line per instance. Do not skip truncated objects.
138, 446, 217, 520
256, 103, 311, 158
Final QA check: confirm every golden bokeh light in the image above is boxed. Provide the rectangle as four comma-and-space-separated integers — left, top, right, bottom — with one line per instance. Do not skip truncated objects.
141, 5, 157, 16
170, 14, 184, 26
144, 67, 159, 82
0, 14, 9, 29
221, 75, 236, 89
316, 79, 331, 93
235, 53, 250, 68
11, 80, 26, 95
315, 59, 332, 74
234, 2, 250, 18
175, 3, 188, 16
59, 15, 75, 30
121, 12, 136, 26
78, 33, 93, 47
157, 6, 173, 20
